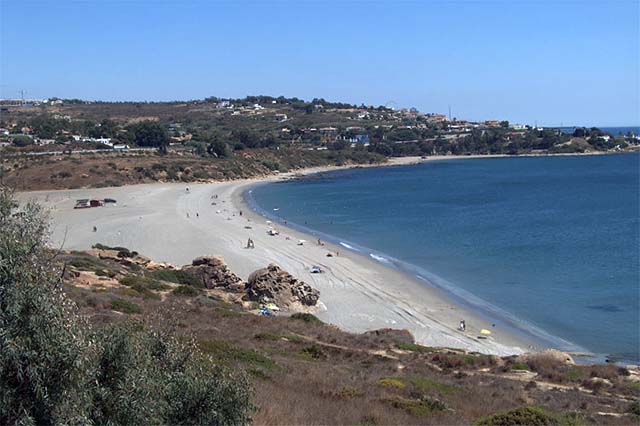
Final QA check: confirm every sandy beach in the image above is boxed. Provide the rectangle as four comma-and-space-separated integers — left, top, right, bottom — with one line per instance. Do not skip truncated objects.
18, 158, 540, 357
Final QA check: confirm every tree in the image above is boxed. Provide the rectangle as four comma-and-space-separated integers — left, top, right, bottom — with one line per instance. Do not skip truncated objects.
0, 188, 254, 425
127, 121, 169, 149
11, 135, 34, 147
207, 137, 229, 158
230, 130, 260, 149
0, 188, 93, 425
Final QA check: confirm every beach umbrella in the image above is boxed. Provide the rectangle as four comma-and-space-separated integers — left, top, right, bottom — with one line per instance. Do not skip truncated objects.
480, 329, 492, 335
265, 303, 280, 311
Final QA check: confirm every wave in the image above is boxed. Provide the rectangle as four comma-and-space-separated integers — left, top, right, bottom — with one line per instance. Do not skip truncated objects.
369, 253, 393, 265
242, 181, 600, 361
339, 241, 356, 250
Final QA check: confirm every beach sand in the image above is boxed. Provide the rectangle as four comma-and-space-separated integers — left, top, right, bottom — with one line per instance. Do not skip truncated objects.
18, 159, 539, 356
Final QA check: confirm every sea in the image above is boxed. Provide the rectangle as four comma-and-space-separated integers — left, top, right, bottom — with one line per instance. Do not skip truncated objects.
246, 153, 640, 363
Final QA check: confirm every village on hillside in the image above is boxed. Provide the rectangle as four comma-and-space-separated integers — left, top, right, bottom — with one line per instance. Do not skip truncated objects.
1, 96, 638, 157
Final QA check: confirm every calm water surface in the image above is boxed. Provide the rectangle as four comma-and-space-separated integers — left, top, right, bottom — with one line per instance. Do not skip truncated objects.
249, 154, 640, 361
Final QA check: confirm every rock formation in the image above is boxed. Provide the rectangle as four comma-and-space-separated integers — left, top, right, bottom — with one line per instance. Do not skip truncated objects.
182, 256, 245, 292
246, 263, 320, 310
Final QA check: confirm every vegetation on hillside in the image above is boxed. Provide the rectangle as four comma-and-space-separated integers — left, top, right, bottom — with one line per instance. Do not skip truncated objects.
0, 188, 253, 425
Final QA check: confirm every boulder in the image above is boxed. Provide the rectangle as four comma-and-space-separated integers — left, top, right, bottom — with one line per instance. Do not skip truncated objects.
182, 256, 244, 291
246, 263, 319, 310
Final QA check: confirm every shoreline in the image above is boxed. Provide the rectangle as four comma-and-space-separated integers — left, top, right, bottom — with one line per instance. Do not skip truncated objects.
18, 154, 622, 359
238, 162, 596, 357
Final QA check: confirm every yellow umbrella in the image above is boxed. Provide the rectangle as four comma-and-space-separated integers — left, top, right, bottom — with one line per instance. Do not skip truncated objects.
480, 329, 492, 335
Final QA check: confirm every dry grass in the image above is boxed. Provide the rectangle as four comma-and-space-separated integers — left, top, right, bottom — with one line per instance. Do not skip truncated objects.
59, 251, 639, 425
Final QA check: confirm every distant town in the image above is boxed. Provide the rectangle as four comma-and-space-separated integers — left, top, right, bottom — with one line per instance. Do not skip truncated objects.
1, 95, 638, 191
1, 96, 638, 156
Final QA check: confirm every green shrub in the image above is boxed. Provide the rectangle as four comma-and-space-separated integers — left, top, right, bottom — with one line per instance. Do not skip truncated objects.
337, 385, 363, 398
172, 285, 200, 297
119, 275, 167, 298
92, 242, 131, 252
254, 332, 281, 341
0, 188, 254, 425
0, 188, 93, 425
396, 341, 435, 353
110, 298, 142, 314
93, 325, 253, 425
198, 339, 276, 371
511, 362, 530, 371
150, 268, 202, 287
387, 395, 448, 417
476, 406, 558, 426
378, 378, 406, 389
65, 252, 110, 271
289, 313, 323, 324
94, 269, 117, 278
299, 345, 327, 360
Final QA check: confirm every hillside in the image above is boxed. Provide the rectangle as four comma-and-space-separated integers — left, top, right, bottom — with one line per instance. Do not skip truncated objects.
60, 247, 640, 425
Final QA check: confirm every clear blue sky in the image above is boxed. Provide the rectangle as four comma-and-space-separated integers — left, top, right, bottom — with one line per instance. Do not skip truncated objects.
1, 0, 638, 126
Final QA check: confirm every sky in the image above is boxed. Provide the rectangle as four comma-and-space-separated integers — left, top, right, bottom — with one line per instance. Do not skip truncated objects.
0, 0, 638, 126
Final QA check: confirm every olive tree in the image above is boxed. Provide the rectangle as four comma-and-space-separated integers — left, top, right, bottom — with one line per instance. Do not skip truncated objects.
0, 188, 253, 425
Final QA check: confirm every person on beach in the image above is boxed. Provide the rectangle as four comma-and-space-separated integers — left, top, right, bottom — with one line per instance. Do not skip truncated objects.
196, 212, 199, 218
93, 226, 97, 232
458, 320, 466, 332
186, 212, 190, 218
239, 210, 243, 216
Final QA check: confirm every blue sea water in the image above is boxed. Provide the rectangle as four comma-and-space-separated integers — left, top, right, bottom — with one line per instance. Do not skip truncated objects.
247, 154, 640, 362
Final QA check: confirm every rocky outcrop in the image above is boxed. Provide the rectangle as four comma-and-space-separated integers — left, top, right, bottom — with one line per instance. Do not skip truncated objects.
94, 249, 151, 268
182, 256, 245, 292
246, 263, 320, 310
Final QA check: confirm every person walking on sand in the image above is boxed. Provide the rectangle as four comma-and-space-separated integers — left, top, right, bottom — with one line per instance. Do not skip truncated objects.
458, 320, 466, 332
196, 212, 199, 218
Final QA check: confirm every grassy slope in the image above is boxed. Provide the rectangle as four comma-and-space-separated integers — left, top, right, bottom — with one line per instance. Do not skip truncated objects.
61, 250, 640, 426
2, 148, 384, 191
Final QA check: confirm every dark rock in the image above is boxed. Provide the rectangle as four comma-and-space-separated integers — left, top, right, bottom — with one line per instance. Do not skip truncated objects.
246, 263, 320, 309
182, 256, 245, 291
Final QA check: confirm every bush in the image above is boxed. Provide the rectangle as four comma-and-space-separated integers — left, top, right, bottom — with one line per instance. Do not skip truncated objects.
0, 188, 254, 424
110, 298, 142, 314
150, 268, 202, 287
378, 378, 406, 389
476, 406, 558, 426
387, 396, 447, 417
0, 188, 93, 425
172, 285, 201, 297
289, 312, 323, 324
299, 345, 327, 360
